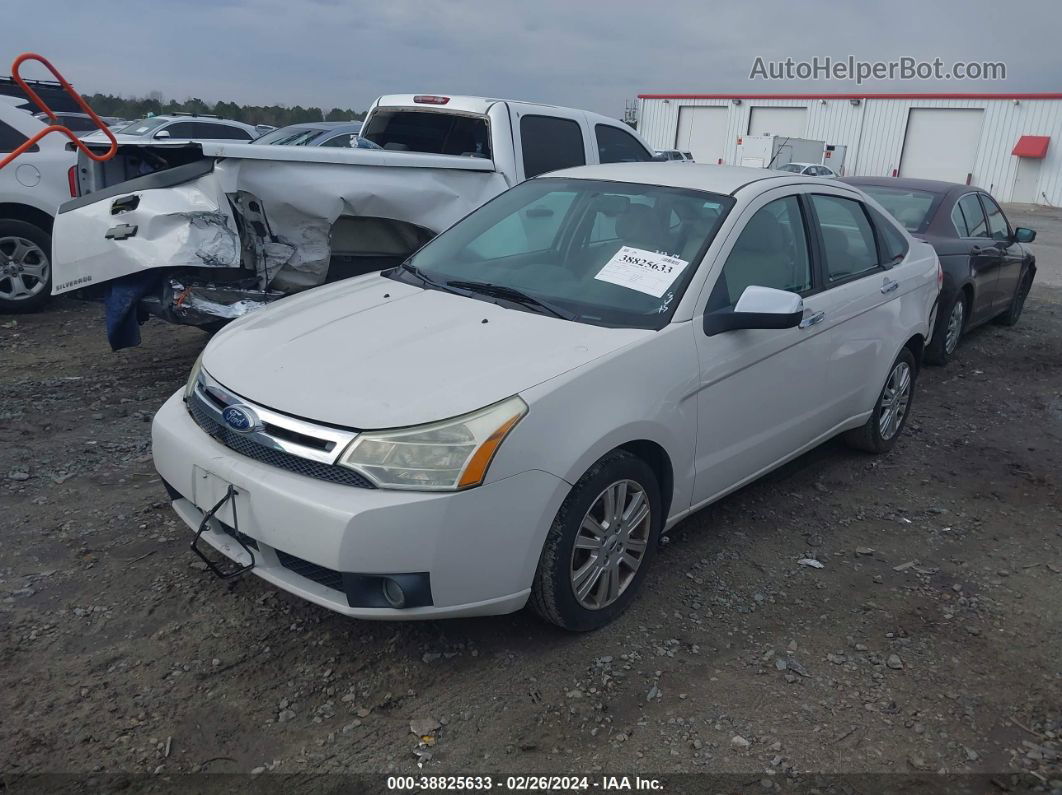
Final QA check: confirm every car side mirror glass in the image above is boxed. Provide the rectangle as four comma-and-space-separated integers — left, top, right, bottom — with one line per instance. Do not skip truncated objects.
703, 286, 804, 336
1014, 226, 1036, 243
153, 129, 171, 139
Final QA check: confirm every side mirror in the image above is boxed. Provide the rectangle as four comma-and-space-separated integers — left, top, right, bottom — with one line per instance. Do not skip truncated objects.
1014, 227, 1036, 243
153, 129, 171, 139
703, 286, 804, 336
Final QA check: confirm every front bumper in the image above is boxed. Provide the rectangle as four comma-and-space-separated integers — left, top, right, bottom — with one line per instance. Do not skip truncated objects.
152, 391, 570, 619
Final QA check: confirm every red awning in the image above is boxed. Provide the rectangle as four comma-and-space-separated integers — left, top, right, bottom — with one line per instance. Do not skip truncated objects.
1013, 135, 1050, 158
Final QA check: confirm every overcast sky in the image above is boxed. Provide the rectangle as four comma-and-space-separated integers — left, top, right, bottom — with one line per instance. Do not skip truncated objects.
5, 0, 1060, 118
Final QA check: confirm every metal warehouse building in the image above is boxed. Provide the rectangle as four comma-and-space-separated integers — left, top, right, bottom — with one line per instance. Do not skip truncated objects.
636, 93, 1062, 205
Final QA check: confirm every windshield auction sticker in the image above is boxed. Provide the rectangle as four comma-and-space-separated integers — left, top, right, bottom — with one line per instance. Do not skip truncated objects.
594, 246, 689, 298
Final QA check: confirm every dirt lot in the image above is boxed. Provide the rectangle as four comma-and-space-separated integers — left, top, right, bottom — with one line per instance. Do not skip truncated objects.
2, 206, 1060, 790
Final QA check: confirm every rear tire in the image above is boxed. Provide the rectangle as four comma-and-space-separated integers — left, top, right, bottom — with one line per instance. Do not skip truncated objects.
0, 220, 52, 314
530, 450, 662, 631
844, 348, 917, 454
925, 291, 966, 366
994, 269, 1033, 327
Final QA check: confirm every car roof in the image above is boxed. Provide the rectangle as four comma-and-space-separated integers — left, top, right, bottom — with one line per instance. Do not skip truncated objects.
841, 176, 979, 196
153, 115, 250, 127
373, 94, 633, 128
545, 162, 836, 196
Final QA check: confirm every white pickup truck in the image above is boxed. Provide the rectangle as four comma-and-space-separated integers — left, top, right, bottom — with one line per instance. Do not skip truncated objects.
52, 94, 655, 333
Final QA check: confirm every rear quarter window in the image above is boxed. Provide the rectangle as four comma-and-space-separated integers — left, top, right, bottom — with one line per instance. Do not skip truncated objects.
0, 120, 36, 153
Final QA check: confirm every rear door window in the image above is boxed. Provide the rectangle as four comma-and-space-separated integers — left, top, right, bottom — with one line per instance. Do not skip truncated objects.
810, 194, 880, 283
0, 120, 35, 153
196, 123, 252, 140
867, 206, 909, 264
595, 124, 652, 164
980, 194, 1011, 241
520, 115, 586, 178
954, 194, 989, 238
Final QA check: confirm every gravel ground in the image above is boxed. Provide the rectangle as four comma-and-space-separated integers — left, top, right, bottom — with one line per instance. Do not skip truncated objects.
1, 207, 1060, 790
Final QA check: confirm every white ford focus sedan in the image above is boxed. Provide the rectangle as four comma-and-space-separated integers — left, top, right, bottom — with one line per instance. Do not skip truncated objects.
153, 163, 940, 631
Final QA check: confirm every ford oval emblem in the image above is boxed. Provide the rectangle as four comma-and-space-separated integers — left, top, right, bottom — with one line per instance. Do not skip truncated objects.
221, 404, 258, 433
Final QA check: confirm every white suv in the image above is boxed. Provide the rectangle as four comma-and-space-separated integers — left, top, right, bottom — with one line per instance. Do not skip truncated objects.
0, 98, 74, 312
83, 114, 259, 144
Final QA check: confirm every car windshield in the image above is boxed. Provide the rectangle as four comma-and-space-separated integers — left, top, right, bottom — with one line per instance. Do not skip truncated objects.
776, 163, 804, 173
119, 118, 169, 136
253, 126, 326, 146
394, 178, 734, 330
858, 185, 937, 232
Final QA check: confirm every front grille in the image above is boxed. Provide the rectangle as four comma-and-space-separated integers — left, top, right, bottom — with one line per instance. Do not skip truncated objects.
187, 396, 374, 489
275, 549, 345, 592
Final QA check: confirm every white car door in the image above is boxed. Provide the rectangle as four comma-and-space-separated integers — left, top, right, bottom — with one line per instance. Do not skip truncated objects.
803, 189, 910, 422
690, 187, 836, 507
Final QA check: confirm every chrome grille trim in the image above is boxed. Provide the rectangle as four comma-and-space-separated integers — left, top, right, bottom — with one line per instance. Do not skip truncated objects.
191, 369, 358, 465
186, 371, 374, 489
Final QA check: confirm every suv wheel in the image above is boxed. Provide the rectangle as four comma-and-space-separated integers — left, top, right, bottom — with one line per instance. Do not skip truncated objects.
0, 220, 52, 313
844, 348, 917, 454
531, 450, 661, 631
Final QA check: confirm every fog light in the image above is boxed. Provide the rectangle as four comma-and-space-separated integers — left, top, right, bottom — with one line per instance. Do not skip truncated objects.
382, 578, 406, 608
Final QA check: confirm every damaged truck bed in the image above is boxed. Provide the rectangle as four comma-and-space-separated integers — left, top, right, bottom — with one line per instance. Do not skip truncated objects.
51, 94, 656, 345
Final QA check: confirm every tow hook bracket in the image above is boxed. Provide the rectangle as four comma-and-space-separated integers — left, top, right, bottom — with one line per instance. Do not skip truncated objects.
105, 223, 138, 240
190, 485, 255, 579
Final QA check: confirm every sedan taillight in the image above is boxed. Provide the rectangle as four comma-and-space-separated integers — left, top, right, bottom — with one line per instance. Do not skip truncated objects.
67, 165, 78, 198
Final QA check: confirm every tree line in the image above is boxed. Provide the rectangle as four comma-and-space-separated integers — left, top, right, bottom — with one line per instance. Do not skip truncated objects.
80, 92, 366, 127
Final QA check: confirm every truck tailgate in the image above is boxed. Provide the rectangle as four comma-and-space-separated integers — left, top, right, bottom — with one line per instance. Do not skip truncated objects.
52, 160, 240, 294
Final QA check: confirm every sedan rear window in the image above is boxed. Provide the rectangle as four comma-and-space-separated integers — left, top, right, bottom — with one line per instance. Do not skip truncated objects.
397, 178, 734, 330
857, 185, 936, 232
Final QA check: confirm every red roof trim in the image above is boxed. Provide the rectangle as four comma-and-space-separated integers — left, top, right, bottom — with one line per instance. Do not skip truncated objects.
637, 92, 1062, 100
1012, 135, 1050, 158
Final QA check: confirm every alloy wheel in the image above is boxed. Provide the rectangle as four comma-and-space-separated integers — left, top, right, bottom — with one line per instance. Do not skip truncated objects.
944, 299, 964, 354
0, 236, 50, 302
569, 479, 651, 610
878, 361, 912, 441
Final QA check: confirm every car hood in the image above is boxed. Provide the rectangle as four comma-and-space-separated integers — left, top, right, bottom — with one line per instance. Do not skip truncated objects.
202, 274, 649, 429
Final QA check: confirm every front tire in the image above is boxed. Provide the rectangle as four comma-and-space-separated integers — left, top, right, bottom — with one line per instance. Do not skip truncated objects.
844, 348, 917, 454
925, 291, 966, 366
530, 450, 662, 631
0, 220, 52, 314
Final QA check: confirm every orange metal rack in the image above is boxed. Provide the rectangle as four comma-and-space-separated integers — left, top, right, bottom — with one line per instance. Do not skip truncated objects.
0, 52, 118, 170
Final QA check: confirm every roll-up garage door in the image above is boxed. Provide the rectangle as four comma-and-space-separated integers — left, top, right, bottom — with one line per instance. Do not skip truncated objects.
747, 106, 806, 138
899, 108, 984, 183
675, 106, 727, 164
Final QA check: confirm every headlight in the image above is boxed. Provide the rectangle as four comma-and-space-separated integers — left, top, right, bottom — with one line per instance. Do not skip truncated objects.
337, 396, 527, 491
184, 350, 205, 400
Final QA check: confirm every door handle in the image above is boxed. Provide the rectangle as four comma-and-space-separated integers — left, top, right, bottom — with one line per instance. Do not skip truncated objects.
110, 194, 140, 214
881, 279, 899, 294
799, 310, 825, 329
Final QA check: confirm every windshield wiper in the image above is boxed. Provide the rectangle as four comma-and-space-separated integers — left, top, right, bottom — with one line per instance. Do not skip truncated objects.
445, 280, 576, 321
394, 262, 462, 295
